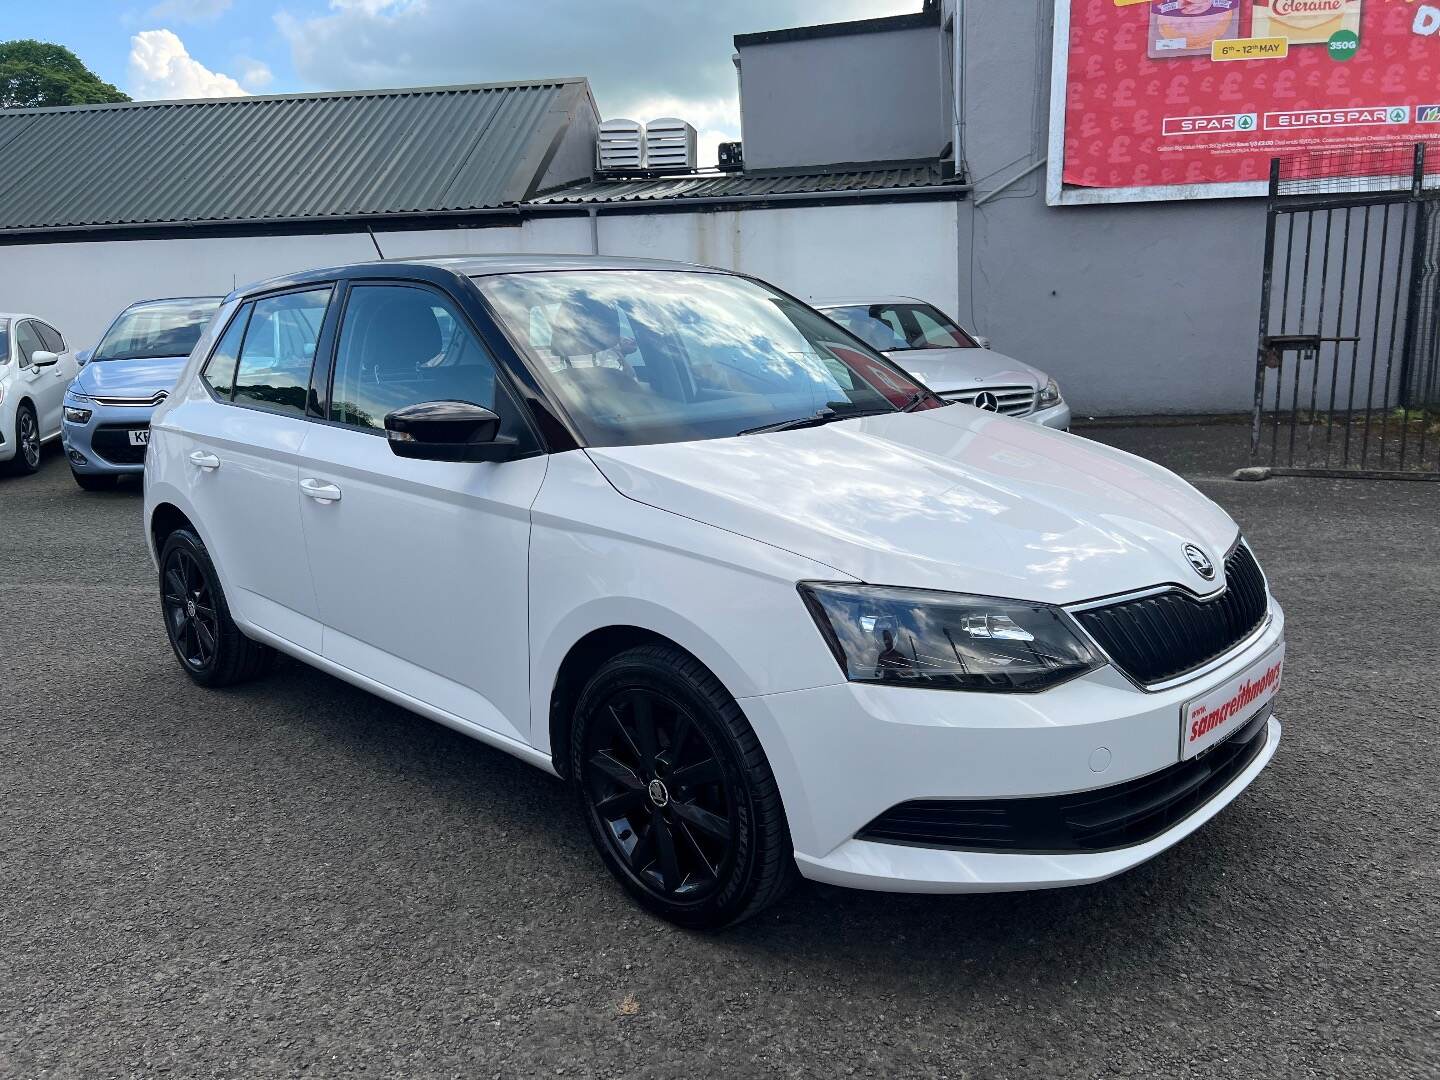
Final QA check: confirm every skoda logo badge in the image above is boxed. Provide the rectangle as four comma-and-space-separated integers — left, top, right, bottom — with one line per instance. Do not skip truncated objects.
974, 391, 1000, 412
1183, 543, 1215, 580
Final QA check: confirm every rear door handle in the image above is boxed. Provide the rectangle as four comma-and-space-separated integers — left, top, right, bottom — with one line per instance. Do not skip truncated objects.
188, 451, 220, 471
300, 478, 342, 503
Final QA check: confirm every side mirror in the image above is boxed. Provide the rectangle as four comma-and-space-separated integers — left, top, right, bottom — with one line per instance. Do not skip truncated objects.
974, 336, 992, 350
76, 348, 92, 367
31, 350, 59, 368
384, 400, 516, 463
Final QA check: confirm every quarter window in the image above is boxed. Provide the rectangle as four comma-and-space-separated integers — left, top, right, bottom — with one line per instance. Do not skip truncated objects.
201, 306, 251, 398
14, 321, 42, 368
329, 284, 507, 432
232, 288, 332, 417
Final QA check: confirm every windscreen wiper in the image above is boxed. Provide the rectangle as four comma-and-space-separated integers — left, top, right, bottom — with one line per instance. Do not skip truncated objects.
737, 408, 840, 436
901, 390, 944, 412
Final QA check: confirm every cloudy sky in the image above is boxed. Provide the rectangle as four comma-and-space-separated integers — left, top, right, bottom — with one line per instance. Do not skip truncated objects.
11, 0, 919, 165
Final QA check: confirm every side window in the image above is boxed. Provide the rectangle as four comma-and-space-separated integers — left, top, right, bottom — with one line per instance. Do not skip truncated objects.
35, 322, 64, 353
329, 284, 505, 432
14, 321, 42, 368
233, 288, 332, 417
201, 305, 251, 399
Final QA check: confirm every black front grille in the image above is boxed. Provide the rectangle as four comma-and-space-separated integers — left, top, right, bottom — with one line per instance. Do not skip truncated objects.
91, 423, 149, 465
1074, 544, 1268, 685
858, 707, 1272, 853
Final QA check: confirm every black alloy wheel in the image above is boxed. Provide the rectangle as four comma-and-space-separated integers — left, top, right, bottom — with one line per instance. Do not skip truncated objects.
584, 687, 736, 902
573, 644, 796, 929
158, 528, 275, 687
163, 545, 221, 674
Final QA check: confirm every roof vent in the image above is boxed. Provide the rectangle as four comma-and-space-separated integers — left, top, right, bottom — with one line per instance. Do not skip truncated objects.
597, 119, 644, 174
645, 118, 698, 173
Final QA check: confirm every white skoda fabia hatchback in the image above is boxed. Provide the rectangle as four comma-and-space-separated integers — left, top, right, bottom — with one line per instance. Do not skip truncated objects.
145, 255, 1284, 928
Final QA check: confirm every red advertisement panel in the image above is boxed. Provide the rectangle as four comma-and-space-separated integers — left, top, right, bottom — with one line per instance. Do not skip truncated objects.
1061, 0, 1440, 191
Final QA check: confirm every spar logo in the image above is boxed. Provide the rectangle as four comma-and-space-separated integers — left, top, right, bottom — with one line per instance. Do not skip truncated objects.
1419, 105, 1440, 124
1163, 112, 1259, 136
1188, 661, 1283, 745
1264, 106, 1411, 130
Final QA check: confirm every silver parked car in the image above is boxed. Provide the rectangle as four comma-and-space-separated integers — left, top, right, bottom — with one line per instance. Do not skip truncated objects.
814, 297, 1070, 430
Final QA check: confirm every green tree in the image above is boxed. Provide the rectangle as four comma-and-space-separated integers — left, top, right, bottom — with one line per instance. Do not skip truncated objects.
0, 40, 129, 109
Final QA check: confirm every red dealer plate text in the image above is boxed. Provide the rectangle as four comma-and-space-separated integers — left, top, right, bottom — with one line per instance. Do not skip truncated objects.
1181, 643, 1284, 761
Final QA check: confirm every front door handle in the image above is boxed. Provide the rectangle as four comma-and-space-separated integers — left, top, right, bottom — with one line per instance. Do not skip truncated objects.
300, 478, 342, 503
188, 450, 220, 471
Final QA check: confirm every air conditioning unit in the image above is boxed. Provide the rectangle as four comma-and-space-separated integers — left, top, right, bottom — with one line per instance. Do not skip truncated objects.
644, 117, 698, 172
597, 119, 644, 173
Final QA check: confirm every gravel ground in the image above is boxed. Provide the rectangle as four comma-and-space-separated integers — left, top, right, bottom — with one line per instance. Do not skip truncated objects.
1, 427, 1436, 1079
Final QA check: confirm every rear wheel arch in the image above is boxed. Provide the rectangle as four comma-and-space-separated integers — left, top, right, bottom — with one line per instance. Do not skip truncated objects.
150, 501, 198, 557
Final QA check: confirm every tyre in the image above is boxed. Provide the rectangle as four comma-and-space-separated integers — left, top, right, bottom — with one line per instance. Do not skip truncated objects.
5, 403, 41, 475
159, 527, 275, 687
572, 643, 797, 929
72, 469, 118, 492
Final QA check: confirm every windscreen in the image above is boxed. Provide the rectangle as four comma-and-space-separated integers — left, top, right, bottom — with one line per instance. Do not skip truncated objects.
94, 298, 222, 361
823, 303, 979, 352
478, 270, 931, 448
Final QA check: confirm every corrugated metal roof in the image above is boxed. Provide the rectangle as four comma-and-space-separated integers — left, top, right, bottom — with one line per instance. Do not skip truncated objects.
0, 80, 592, 233
529, 161, 957, 205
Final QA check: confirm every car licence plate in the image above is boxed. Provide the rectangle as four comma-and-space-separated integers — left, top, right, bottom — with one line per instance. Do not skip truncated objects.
128, 429, 150, 447
1181, 643, 1284, 760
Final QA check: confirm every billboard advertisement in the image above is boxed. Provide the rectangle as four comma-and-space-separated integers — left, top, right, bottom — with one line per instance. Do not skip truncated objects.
1048, 0, 1440, 204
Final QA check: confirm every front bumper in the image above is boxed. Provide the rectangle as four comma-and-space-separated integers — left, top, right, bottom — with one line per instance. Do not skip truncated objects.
1028, 401, 1071, 430
61, 400, 154, 475
740, 604, 1284, 893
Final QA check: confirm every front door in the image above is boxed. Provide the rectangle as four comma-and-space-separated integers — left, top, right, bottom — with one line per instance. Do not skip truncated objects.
174, 287, 336, 652
14, 320, 68, 437
295, 281, 545, 744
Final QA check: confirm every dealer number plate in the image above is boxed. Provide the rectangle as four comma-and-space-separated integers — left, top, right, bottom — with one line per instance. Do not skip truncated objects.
1181, 643, 1284, 760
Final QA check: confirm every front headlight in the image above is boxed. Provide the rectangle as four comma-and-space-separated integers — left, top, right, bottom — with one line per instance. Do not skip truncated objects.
799, 582, 1101, 693
64, 406, 92, 424
1038, 378, 1062, 407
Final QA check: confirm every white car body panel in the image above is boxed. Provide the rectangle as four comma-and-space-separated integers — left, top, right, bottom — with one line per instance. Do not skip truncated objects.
146, 259, 1283, 899
295, 421, 548, 746
587, 408, 1237, 602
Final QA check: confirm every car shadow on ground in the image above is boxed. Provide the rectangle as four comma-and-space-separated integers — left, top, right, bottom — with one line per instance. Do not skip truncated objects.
205, 648, 1268, 998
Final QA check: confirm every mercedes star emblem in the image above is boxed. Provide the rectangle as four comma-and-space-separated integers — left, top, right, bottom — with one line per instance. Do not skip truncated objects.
974, 391, 1000, 412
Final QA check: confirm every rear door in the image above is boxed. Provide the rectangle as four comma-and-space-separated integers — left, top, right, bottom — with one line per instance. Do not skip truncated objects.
177, 286, 336, 652
295, 279, 546, 744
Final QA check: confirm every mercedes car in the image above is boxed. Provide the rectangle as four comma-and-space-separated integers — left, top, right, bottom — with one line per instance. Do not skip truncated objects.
815, 296, 1071, 430
143, 255, 1282, 929
63, 296, 222, 490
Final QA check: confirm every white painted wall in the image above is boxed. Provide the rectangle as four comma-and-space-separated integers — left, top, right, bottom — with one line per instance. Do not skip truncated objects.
0, 201, 960, 355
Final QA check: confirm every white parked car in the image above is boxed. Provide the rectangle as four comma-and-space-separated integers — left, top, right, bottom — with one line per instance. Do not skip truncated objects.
0, 313, 79, 475
145, 256, 1283, 929
814, 297, 1071, 430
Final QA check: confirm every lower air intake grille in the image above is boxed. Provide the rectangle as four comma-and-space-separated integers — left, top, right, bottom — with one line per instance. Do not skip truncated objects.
91, 423, 148, 465
857, 707, 1271, 853
1074, 544, 1269, 686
